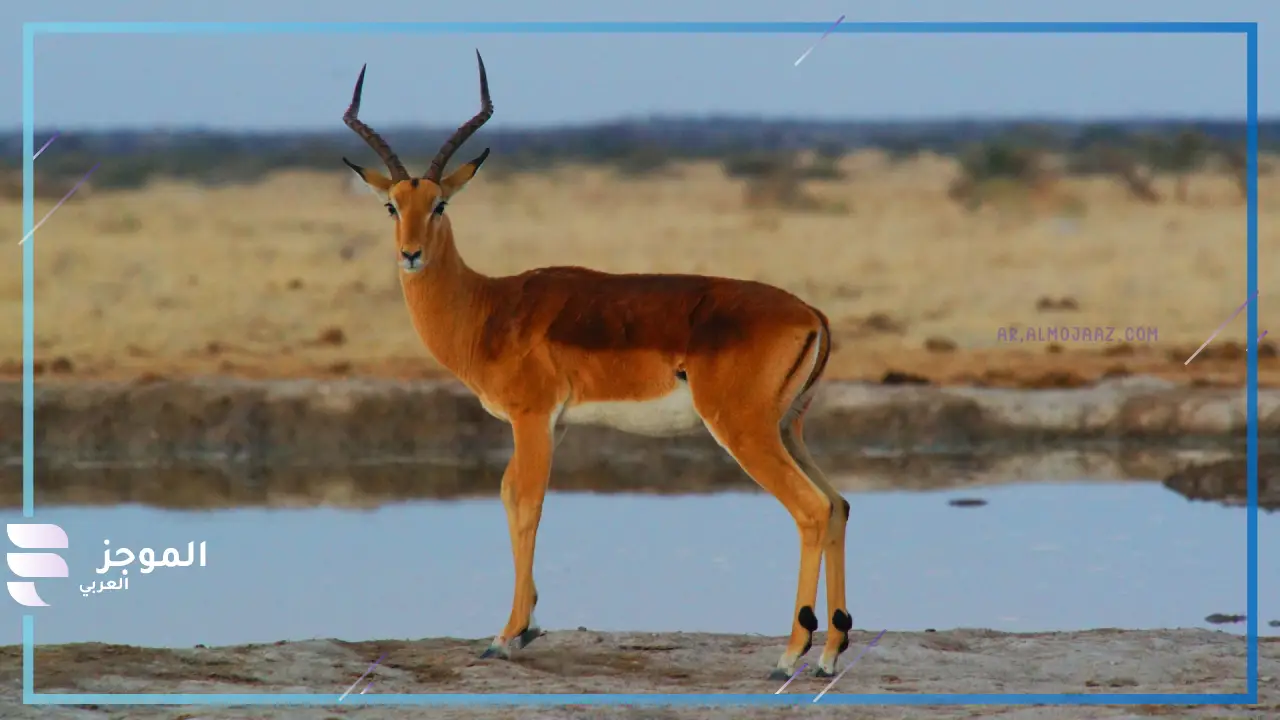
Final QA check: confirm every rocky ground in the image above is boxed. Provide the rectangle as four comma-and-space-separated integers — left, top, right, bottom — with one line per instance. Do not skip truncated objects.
1, 629, 1276, 719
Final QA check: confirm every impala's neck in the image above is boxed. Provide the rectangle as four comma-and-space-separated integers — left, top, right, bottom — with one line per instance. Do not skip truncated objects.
398, 217, 489, 378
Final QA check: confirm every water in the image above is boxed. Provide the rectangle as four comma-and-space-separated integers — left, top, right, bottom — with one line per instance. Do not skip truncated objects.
3, 478, 1274, 647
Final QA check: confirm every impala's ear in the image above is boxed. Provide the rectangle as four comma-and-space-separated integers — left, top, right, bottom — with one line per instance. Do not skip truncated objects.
439, 148, 490, 199
343, 157, 395, 199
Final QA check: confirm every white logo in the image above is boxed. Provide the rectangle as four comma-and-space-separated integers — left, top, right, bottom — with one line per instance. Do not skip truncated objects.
6, 524, 70, 607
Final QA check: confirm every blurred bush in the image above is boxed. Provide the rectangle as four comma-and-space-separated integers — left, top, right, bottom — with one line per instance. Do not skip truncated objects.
948, 140, 1048, 211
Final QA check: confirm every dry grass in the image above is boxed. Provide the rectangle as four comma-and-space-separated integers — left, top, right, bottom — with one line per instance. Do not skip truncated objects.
0, 151, 1276, 386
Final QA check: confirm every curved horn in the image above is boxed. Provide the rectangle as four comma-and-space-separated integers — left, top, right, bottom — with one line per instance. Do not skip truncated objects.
425, 50, 494, 183
343, 64, 410, 182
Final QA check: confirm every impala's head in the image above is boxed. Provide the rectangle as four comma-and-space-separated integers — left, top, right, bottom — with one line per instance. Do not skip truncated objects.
341, 51, 494, 274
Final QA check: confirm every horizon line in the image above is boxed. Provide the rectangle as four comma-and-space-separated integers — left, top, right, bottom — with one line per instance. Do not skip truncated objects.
2, 113, 1275, 137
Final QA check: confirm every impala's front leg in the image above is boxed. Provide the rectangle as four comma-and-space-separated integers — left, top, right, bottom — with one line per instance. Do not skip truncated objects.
480, 412, 553, 659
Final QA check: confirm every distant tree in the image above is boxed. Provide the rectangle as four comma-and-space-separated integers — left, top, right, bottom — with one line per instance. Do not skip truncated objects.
1004, 123, 1067, 153
814, 141, 846, 160
613, 145, 674, 179
1072, 124, 1133, 153
1216, 143, 1251, 200
721, 149, 849, 214
1068, 140, 1160, 204
958, 141, 1040, 181
721, 152, 795, 180
1141, 129, 1209, 203
949, 139, 1049, 210
84, 159, 154, 191
880, 138, 924, 163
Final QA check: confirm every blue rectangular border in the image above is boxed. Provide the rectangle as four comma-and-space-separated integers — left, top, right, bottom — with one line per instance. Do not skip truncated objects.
20, 20, 1259, 707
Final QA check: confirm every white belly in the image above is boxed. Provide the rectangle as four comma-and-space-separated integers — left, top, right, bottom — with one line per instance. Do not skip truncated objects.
561, 383, 704, 437
478, 396, 510, 422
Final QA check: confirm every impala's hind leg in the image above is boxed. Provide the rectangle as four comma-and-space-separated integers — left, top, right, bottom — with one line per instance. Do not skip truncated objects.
686, 327, 832, 680
704, 416, 832, 680
783, 396, 851, 676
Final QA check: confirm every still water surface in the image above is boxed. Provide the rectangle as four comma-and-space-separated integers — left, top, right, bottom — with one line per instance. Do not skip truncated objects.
2, 480, 1274, 647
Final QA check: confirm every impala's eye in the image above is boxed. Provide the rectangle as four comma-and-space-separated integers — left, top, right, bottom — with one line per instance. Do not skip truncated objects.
385, 203, 397, 218
433, 201, 447, 216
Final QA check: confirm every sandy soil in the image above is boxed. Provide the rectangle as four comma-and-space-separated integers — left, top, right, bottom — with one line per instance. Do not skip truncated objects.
1, 629, 1275, 719
0, 156, 1276, 388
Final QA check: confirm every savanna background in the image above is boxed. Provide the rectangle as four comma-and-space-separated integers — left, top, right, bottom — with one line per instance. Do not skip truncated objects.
0, 20, 1276, 390
1, 118, 1276, 388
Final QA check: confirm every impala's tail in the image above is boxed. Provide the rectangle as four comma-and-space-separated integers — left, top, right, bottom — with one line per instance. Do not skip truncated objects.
798, 308, 832, 399
777, 307, 832, 407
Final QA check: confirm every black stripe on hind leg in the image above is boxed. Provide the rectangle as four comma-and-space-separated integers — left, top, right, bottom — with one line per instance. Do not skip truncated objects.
832, 608, 852, 653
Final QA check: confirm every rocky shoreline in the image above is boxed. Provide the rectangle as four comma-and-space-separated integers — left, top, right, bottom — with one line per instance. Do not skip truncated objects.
1, 629, 1275, 719
3, 375, 1276, 508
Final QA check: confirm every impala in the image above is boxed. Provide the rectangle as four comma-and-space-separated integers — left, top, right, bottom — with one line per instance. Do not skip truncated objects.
340, 52, 853, 679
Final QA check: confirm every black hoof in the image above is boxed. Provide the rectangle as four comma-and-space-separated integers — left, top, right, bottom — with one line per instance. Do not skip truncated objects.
516, 626, 545, 649
814, 666, 835, 678
768, 667, 794, 681
478, 646, 508, 660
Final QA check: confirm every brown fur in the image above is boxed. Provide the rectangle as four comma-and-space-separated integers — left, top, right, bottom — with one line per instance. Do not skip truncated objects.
778, 331, 819, 401
479, 268, 818, 360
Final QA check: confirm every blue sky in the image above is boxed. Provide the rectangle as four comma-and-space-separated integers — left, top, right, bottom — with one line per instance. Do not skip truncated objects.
0, 0, 1276, 131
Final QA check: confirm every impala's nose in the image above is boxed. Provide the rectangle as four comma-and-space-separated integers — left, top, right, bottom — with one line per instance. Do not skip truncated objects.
400, 249, 424, 272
